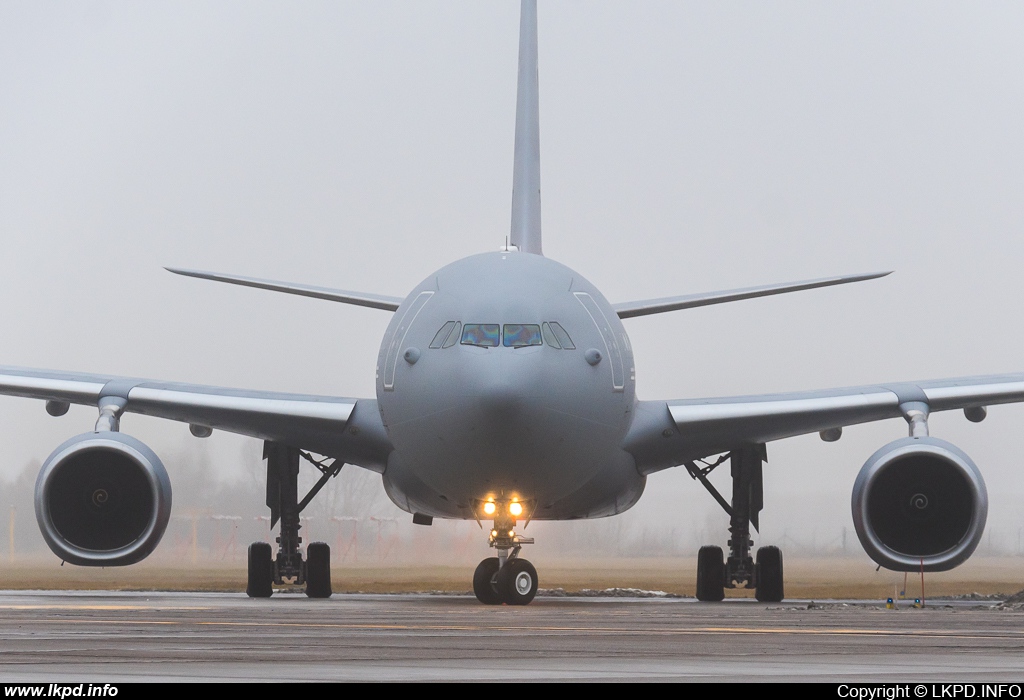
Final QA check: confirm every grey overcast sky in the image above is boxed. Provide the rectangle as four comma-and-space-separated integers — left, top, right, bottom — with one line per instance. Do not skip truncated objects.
2, 1, 1024, 549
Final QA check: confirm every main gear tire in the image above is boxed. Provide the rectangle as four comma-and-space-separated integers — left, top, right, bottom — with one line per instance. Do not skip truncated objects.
755, 546, 784, 603
305, 542, 332, 599
246, 542, 273, 599
696, 545, 725, 602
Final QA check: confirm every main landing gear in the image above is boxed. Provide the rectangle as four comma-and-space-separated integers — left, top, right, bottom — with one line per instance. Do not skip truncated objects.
686, 444, 784, 603
472, 500, 538, 605
247, 442, 341, 599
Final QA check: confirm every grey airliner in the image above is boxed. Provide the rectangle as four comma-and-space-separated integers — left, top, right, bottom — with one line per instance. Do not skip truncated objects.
1, 1, 1017, 604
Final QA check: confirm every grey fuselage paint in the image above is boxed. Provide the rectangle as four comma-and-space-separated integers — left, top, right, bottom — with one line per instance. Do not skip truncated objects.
376, 251, 643, 521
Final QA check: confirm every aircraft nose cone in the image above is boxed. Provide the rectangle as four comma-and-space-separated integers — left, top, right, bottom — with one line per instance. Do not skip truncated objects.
477, 382, 523, 419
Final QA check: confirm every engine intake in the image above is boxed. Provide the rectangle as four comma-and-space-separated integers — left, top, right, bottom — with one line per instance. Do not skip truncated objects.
35, 432, 172, 566
851, 436, 986, 572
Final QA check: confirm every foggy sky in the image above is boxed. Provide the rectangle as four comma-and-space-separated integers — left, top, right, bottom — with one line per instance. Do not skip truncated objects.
2, 1, 1024, 555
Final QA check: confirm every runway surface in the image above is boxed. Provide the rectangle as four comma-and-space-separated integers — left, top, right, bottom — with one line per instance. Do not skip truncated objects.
0, 590, 1022, 682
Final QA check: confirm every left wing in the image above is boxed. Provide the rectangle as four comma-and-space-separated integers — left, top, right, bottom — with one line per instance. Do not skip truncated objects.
624, 373, 1024, 474
0, 366, 391, 471
165, 267, 404, 312
612, 271, 891, 319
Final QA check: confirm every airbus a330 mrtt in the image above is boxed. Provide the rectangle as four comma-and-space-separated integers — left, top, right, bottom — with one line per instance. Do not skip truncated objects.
1, 1, 1014, 604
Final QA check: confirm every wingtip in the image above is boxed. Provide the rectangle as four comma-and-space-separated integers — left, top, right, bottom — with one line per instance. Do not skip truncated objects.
165, 266, 202, 278
857, 270, 894, 281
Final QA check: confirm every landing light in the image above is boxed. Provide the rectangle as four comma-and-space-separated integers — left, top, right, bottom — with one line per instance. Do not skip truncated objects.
491, 529, 498, 538
508, 530, 515, 538
509, 502, 523, 517
483, 501, 496, 516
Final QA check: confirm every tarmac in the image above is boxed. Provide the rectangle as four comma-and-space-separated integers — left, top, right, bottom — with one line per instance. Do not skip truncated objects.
0, 590, 1022, 682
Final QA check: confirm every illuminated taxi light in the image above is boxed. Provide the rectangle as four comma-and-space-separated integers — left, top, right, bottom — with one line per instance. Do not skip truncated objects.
509, 502, 523, 517
507, 530, 515, 538
483, 502, 496, 515
490, 530, 498, 537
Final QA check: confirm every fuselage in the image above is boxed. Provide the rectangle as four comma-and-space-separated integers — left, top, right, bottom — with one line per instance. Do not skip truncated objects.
375, 250, 645, 521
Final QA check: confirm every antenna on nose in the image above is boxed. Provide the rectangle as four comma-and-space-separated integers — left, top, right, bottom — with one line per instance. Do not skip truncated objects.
509, 0, 543, 256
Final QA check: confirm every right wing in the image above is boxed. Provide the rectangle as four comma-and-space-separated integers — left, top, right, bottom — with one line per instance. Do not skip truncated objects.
0, 366, 392, 472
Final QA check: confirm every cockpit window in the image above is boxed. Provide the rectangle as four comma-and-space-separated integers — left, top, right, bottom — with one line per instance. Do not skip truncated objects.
429, 321, 458, 349
461, 323, 500, 347
541, 322, 560, 348
503, 324, 542, 348
442, 322, 462, 348
548, 322, 575, 349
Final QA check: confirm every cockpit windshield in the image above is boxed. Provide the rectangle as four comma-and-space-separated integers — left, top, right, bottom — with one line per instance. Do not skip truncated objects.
430, 321, 572, 349
461, 323, 500, 347
503, 324, 542, 348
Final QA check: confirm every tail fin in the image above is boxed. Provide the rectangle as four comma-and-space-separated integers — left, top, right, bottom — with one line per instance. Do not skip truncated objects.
510, 0, 543, 255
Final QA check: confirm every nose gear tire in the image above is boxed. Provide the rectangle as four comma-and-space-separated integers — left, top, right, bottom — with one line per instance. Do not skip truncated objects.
473, 557, 503, 605
496, 558, 538, 605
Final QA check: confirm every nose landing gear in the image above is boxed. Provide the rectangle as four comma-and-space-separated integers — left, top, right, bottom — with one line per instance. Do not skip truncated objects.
472, 504, 537, 605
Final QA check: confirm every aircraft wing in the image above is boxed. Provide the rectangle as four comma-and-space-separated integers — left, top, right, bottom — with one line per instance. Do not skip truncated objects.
611, 271, 891, 319
0, 365, 391, 471
624, 373, 1024, 475
165, 267, 403, 312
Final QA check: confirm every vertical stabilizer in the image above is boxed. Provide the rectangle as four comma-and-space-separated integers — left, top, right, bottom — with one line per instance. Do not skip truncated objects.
510, 0, 543, 255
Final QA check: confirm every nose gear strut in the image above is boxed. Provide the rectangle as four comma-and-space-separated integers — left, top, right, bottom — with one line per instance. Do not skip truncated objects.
472, 502, 538, 605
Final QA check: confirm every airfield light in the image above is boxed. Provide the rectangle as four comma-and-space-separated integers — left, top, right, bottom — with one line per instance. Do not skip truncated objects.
483, 501, 496, 516
509, 502, 523, 517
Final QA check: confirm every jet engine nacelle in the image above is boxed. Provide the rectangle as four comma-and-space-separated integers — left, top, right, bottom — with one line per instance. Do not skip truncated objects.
851, 436, 987, 572
35, 432, 172, 566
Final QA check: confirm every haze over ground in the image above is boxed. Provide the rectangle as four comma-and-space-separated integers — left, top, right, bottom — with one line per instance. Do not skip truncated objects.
2, 2, 1024, 565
